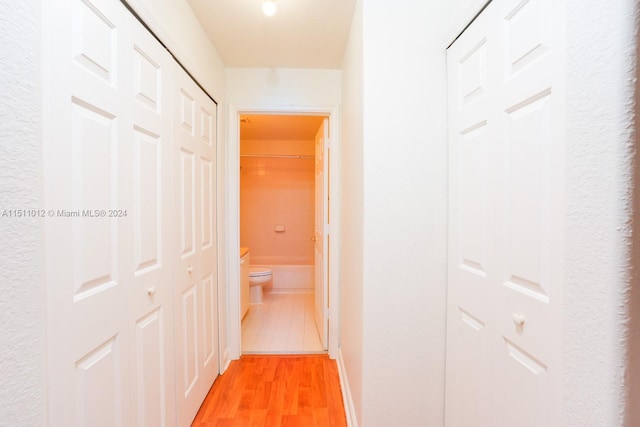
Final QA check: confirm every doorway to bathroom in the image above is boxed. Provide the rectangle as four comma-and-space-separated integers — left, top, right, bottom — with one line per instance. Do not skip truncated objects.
238, 113, 329, 354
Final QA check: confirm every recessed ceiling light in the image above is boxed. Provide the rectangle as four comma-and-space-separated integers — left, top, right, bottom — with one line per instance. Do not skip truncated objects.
262, 0, 277, 17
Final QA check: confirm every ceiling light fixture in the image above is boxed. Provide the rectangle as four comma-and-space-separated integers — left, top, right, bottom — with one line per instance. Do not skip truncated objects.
262, 0, 277, 17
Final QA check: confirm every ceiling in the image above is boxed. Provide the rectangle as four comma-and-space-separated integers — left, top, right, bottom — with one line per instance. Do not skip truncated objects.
186, 0, 357, 68
240, 114, 325, 140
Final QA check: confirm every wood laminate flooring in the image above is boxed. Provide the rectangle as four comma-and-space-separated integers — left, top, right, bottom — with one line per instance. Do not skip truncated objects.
191, 355, 347, 426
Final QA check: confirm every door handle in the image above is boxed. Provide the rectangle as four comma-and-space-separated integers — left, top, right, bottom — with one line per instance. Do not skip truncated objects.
512, 313, 526, 327
187, 265, 193, 274
311, 236, 317, 242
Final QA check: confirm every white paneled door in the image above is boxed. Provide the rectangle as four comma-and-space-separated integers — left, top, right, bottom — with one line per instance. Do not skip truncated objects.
314, 118, 329, 350
173, 65, 219, 427
45, 0, 218, 425
445, 0, 565, 426
46, 0, 176, 425
127, 17, 176, 427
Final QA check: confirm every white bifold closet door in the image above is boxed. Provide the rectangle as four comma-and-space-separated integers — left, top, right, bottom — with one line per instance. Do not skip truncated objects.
445, 0, 565, 426
44, 0, 218, 425
172, 62, 219, 427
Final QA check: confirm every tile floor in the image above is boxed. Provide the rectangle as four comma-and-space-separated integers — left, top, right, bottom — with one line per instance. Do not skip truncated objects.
241, 292, 324, 354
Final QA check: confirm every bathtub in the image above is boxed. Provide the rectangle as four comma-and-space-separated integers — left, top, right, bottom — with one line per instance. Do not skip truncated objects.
252, 264, 314, 293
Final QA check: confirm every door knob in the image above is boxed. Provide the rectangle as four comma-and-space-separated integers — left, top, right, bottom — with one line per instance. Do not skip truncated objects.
147, 286, 157, 296
187, 265, 193, 274
512, 313, 526, 327
311, 236, 317, 242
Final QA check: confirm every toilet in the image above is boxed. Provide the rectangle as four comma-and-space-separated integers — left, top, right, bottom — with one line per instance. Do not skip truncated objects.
249, 266, 272, 304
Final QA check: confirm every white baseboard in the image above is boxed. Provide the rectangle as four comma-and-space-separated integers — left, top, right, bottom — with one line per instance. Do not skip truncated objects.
336, 348, 358, 427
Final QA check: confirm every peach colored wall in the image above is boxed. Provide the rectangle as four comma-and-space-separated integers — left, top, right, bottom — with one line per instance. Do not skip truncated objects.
241, 139, 314, 157
240, 139, 315, 265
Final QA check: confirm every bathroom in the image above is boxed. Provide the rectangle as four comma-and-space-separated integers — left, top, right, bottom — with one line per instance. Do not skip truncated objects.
239, 114, 327, 353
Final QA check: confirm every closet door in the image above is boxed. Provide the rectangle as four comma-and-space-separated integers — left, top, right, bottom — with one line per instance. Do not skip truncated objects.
445, 0, 565, 426
125, 14, 176, 427
45, 0, 133, 424
173, 65, 219, 426
45, 0, 176, 425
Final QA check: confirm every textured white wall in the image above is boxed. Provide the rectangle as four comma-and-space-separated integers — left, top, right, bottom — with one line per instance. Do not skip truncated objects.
628, 23, 640, 427
564, 0, 639, 425
0, 1, 45, 425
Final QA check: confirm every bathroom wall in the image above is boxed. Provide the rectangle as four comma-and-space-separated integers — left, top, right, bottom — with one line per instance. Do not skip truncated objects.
240, 139, 315, 266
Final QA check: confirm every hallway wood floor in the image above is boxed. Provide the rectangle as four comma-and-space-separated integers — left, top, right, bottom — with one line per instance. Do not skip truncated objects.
191, 355, 347, 426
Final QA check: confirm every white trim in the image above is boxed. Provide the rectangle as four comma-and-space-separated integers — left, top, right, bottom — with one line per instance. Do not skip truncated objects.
336, 349, 358, 427
226, 104, 341, 360
327, 108, 341, 360
226, 104, 242, 360
220, 348, 231, 374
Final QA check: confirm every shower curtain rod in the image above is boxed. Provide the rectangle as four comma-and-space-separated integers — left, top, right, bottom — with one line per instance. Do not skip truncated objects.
240, 154, 314, 159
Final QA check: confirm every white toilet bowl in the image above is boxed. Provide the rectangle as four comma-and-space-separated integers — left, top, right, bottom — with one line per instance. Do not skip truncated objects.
249, 267, 272, 304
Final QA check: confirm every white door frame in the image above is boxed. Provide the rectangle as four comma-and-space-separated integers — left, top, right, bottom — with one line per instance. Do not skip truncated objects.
225, 104, 341, 360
